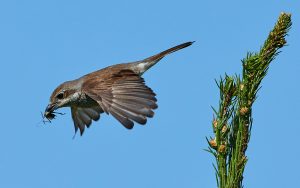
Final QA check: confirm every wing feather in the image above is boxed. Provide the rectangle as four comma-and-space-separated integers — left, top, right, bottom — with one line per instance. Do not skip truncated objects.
109, 110, 134, 129
83, 70, 157, 129
71, 105, 103, 135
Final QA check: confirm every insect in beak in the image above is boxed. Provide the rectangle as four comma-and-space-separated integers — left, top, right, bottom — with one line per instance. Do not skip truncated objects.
42, 103, 65, 124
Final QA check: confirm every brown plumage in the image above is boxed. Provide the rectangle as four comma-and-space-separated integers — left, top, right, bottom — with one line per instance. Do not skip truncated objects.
44, 41, 194, 135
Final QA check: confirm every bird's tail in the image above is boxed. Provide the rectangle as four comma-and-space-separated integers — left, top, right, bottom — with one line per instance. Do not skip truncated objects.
136, 41, 194, 74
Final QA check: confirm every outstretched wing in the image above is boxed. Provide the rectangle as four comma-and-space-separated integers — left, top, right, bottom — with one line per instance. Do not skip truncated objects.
71, 105, 104, 135
82, 69, 158, 129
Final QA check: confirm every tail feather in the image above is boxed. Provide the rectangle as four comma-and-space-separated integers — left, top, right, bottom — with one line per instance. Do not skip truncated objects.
145, 41, 194, 62
136, 41, 194, 74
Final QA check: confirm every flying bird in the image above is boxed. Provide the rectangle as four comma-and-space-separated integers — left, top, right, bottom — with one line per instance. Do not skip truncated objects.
44, 41, 194, 135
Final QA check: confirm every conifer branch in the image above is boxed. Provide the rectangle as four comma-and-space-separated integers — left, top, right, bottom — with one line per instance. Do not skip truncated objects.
207, 13, 292, 188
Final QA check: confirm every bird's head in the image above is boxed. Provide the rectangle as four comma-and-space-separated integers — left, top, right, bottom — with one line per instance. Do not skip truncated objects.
44, 80, 81, 120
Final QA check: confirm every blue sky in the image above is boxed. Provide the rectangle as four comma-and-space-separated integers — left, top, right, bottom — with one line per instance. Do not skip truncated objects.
0, 1, 299, 187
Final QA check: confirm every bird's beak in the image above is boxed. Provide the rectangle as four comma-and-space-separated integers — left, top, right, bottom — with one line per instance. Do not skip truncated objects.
44, 103, 57, 117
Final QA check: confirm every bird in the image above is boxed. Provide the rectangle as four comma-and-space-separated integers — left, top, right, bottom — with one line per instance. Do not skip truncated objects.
44, 41, 194, 135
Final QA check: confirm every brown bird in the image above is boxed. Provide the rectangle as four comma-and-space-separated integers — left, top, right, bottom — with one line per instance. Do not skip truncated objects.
44, 41, 193, 135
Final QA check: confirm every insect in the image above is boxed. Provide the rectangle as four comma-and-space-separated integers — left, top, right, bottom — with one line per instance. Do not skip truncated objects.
41, 111, 65, 124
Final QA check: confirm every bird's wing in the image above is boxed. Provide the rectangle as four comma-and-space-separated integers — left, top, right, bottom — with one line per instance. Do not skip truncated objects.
71, 105, 103, 135
82, 69, 158, 129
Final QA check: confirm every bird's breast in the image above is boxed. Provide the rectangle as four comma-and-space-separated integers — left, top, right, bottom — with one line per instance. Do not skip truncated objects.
73, 92, 99, 108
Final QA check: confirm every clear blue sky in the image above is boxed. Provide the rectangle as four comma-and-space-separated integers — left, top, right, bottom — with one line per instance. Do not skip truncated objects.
0, 1, 299, 187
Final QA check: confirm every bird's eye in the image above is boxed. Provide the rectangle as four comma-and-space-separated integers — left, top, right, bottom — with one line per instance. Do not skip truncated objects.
56, 92, 64, 100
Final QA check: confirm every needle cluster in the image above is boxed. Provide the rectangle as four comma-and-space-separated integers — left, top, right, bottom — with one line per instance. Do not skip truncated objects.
206, 13, 292, 188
